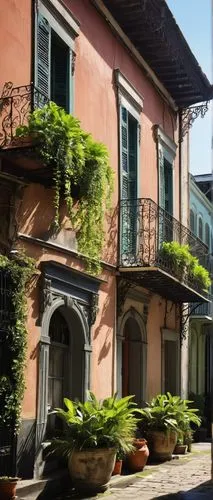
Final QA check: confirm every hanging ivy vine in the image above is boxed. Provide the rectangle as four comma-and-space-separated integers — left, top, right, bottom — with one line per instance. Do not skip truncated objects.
0, 254, 35, 432
16, 102, 114, 273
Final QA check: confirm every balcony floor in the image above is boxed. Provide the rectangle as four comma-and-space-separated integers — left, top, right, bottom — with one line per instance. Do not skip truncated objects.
118, 266, 209, 303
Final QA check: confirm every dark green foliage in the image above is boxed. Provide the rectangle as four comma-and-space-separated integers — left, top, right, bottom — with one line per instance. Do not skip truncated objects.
45, 392, 143, 459
160, 242, 211, 291
16, 102, 114, 274
0, 254, 35, 432
139, 393, 201, 435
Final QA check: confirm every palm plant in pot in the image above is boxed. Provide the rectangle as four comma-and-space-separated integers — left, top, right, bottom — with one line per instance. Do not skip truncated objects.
45, 392, 142, 493
139, 394, 179, 462
171, 395, 201, 454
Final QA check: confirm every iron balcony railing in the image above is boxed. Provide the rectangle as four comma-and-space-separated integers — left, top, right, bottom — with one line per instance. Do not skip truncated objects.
190, 298, 213, 319
0, 82, 48, 148
120, 198, 209, 287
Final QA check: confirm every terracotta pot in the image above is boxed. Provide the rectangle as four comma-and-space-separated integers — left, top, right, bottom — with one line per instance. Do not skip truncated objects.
68, 448, 116, 493
148, 430, 177, 462
174, 444, 187, 455
126, 438, 149, 472
112, 459, 122, 475
0, 479, 18, 500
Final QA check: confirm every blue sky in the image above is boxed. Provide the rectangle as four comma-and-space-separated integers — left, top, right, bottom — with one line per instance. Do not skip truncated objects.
167, 0, 212, 174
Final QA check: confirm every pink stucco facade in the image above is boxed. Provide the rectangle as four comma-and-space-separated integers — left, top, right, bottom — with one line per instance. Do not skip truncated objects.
0, 0, 189, 478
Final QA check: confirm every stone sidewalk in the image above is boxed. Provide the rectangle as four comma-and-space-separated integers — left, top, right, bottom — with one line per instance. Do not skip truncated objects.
18, 443, 213, 499
108, 443, 212, 499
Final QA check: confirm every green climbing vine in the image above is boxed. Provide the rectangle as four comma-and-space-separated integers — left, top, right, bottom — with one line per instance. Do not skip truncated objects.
16, 102, 114, 273
0, 254, 35, 432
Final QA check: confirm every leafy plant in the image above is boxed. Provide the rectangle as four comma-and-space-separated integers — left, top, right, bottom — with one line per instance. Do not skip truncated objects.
0, 253, 35, 431
139, 394, 179, 434
16, 102, 114, 273
160, 241, 211, 291
45, 392, 142, 459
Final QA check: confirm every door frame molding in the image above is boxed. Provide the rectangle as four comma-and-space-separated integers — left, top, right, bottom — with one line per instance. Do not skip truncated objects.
161, 328, 180, 395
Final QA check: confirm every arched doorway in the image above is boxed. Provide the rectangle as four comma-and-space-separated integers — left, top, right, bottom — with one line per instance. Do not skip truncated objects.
46, 305, 86, 434
119, 310, 147, 406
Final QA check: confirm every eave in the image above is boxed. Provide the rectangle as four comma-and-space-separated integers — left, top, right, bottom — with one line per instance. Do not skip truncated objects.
102, 0, 213, 107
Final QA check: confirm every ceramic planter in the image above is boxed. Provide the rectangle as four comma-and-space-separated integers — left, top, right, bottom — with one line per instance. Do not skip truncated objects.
0, 478, 19, 500
112, 459, 122, 475
148, 430, 177, 461
68, 448, 116, 493
173, 444, 187, 455
126, 438, 149, 472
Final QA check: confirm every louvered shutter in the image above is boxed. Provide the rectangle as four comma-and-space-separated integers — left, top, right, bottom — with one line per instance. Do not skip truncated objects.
159, 150, 165, 210
158, 150, 165, 246
36, 13, 50, 99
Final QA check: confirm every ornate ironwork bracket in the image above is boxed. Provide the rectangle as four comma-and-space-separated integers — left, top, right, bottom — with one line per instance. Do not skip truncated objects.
117, 279, 135, 317
180, 102, 209, 141
89, 294, 99, 326
180, 302, 203, 344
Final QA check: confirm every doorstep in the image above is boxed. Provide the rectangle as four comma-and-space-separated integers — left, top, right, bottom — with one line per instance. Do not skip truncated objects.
16, 470, 69, 499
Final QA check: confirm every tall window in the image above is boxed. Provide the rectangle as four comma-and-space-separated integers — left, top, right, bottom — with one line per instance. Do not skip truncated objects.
48, 309, 69, 411
198, 216, 203, 241
205, 223, 210, 249
190, 209, 195, 234
35, 5, 75, 112
115, 70, 143, 263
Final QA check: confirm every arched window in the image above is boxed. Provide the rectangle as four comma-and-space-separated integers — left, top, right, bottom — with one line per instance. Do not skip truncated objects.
190, 209, 195, 233
48, 309, 69, 411
205, 223, 210, 249
198, 216, 203, 241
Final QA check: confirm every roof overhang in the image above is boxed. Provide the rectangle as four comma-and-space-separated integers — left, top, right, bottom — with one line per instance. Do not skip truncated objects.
102, 0, 213, 107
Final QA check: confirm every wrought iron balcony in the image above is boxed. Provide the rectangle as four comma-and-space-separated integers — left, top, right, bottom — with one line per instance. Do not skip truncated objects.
0, 82, 48, 147
190, 297, 213, 321
0, 82, 49, 181
119, 198, 209, 303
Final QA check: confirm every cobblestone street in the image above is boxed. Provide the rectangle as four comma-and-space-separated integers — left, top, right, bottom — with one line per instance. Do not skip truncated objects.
18, 444, 213, 500
108, 444, 212, 499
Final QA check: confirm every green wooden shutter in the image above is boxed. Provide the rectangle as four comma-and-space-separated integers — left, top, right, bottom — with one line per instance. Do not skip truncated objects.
121, 106, 129, 199
159, 150, 165, 210
36, 13, 50, 99
120, 106, 138, 260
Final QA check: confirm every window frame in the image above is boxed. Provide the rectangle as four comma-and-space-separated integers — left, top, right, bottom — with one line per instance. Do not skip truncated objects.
198, 215, 203, 241
35, 0, 79, 113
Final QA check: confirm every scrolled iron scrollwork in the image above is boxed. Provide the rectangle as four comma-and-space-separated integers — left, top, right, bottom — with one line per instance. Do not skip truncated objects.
0, 82, 49, 147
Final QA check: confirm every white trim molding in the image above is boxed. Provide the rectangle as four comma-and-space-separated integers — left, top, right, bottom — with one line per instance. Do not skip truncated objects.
154, 125, 177, 156
115, 69, 143, 117
38, 0, 80, 39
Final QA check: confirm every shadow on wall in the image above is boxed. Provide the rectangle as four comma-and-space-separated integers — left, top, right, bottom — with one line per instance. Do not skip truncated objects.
17, 419, 36, 479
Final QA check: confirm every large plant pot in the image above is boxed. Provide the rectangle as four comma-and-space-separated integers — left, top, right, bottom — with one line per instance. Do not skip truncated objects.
0, 479, 18, 500
126, 438, 149, 472
68, 448, 116, 493
148, 430, 177, 462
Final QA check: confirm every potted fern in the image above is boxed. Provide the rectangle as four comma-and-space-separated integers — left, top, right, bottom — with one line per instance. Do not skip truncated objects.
139, 394, 179, 461
45, 393, 142, 493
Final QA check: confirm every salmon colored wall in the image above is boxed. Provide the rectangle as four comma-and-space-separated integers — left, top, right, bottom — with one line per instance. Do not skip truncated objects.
19, 239, 116, 417
0, 0, 182, 417
121, 293, 179, 402
0, 0, 31, 91
67, 0, 179, 215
